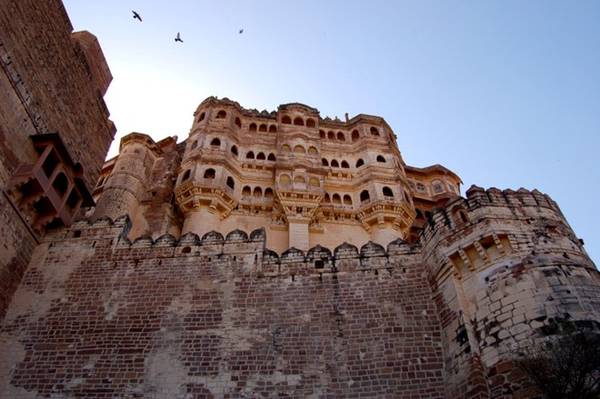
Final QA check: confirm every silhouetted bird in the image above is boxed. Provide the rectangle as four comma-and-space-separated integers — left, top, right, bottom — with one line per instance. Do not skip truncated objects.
239, 29, 244, 34
175, 32, 184, 43
132, 10, 142, 22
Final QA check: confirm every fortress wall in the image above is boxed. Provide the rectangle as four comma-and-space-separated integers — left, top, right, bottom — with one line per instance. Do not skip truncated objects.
0, 218, 446, 399
0, 0, 114, 320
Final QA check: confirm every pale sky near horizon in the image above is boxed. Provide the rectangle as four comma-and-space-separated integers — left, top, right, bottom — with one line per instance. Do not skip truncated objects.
63, 1, 600, 264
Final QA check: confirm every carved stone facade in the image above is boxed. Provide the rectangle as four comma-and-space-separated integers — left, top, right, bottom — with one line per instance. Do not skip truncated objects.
92, 97, 461, 254
1, 2, 600, 398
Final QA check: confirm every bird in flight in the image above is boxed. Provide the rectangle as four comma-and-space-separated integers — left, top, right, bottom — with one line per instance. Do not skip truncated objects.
132, 10, 142, 22
239, 29, 244, 34
175, 32, 184, 43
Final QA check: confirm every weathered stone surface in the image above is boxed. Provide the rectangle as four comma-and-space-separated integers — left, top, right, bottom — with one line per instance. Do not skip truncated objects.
1, 2, 599, 398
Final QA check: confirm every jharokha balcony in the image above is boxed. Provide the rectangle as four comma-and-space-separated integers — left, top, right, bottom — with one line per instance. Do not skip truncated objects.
6, 133, 93, 236
174, 177, 236, 217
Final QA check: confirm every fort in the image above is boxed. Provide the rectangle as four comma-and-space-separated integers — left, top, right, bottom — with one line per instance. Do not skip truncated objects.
1, 1, 599, 398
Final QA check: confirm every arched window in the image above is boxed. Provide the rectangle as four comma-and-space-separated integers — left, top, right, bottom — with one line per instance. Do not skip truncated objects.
383, 186, 394, 198
52, 172, 69, 197
306, 118, 316, 128
356, 159, 364, 168
432, 180, 444, 194
343, 194, 352, 205
269, 125, 277, 132
242, 186, 251, 197
281, 144, 291, 153
294, 176, 306, 184
267, 153, 276, 161
204, 168, 216, 179
370, 127, 380, 136
360, 190, 370, 203
234, 117, 241, 128
249, 123, 257, 132
282, 115, 292, 124
327, 131, 335, 140
319, 130, 325, 139
331, 160, 339, 168
66, 191, 80, 210
351, 129, 360, 142
376, 155, 386, 163
332, 194, 342, 204
265, 187, 274, 198
210, 138, 221, 147
337, 132, 345, 141
253, 187, 262, 197
309, 177, 320, 187
226, 176, 235, 189
322, 158, 329, 167
453, 207, 469, 224
324, 193, 331, 203
191, 141, 197, 150
231, 145, 238, 156
294, 145, 306, 154
308, 146, 318, 155
181, 169, 191, 182
341, 160, 349, 169
257, 152, 266, 160
198, 112, 206, 122
216, 110, 227, 119
246, 151, 255, 159
280, 174, 291, 186
293, 117, 304, 126
259, 124, 267, 132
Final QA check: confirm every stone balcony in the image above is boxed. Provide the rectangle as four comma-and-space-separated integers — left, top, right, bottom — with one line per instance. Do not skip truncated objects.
175, 178, 235, 217
356, 198, 416, 235
7, 134, 93, 235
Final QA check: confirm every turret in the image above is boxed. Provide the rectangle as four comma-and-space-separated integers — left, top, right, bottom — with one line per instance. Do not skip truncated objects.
92, 133, 161, 237
422, 185, 600, 397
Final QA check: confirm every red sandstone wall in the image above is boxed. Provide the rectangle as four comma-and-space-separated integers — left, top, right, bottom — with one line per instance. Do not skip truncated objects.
0, 0, 114, 320
0, 219, 445, 398
0, 0, 115, 190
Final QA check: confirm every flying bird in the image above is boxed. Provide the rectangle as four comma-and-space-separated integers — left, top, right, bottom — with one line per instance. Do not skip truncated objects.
239, 29, 244, 34
175, 32, 184, 43
132, 10, 142, 22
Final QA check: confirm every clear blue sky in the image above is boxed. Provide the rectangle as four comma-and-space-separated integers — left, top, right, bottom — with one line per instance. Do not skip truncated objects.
64, 1, 600, 264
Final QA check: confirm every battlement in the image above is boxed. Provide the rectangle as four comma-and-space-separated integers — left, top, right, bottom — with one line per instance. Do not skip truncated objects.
420, 185, 566, 244
193, 96, 393, 130
55, 213, 427, 279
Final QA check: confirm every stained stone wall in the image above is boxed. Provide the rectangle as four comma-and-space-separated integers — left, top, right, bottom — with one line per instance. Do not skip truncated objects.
422, 186, 600, 398
0, 0, 114, 320
0, 217, 446, 398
